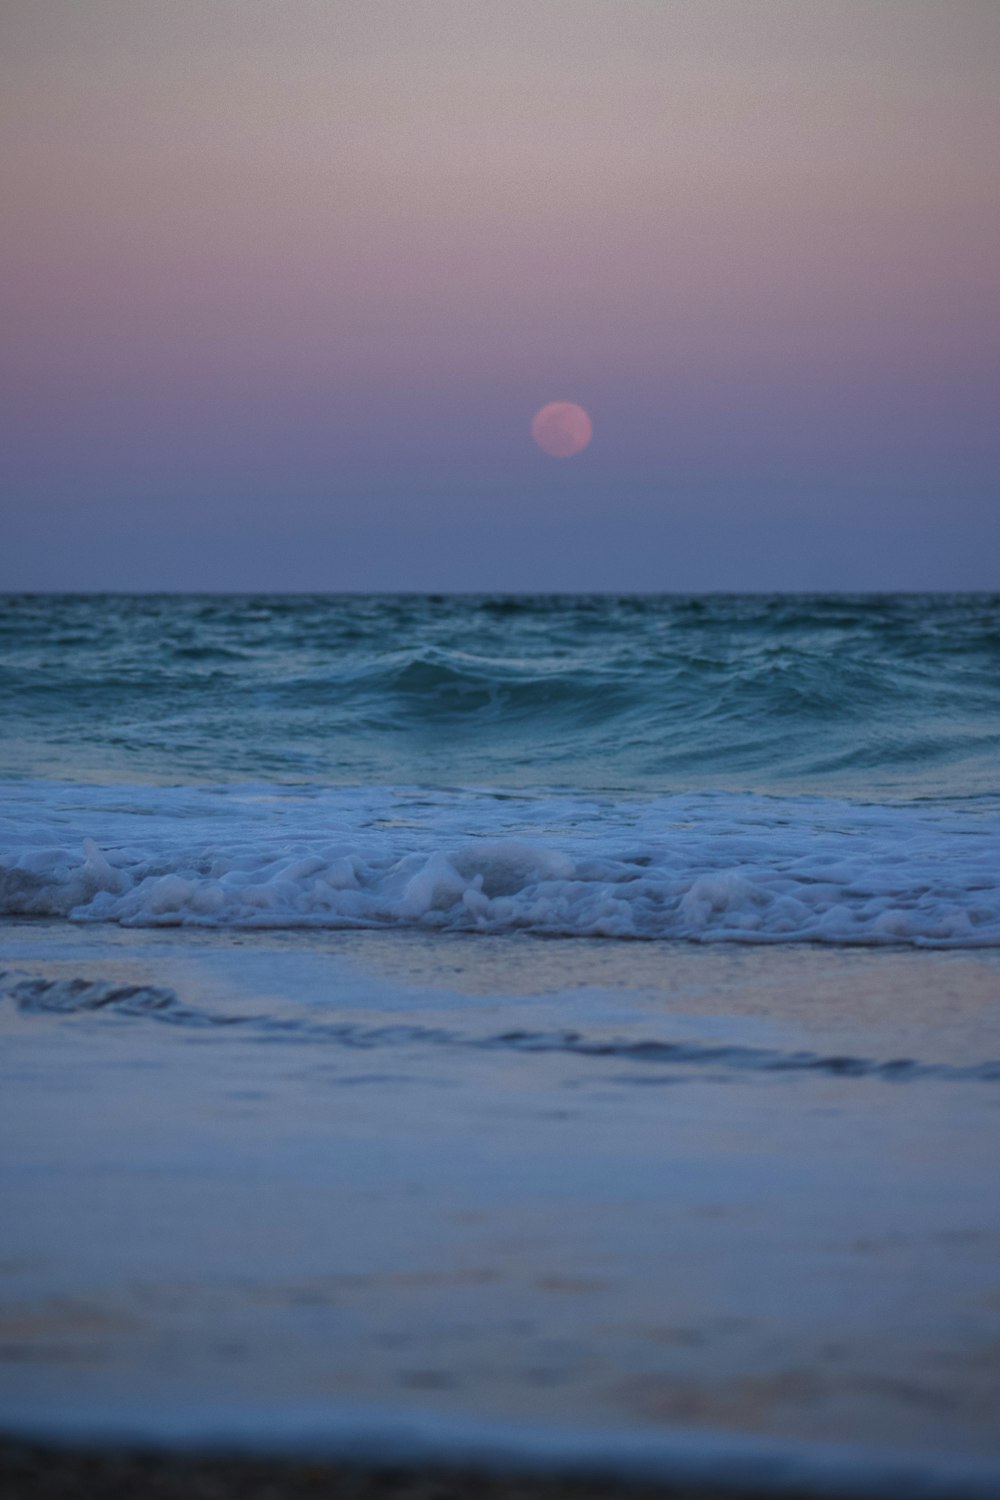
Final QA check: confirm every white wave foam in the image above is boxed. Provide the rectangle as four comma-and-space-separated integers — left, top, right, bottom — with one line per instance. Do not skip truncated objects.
1, 783, 998, 946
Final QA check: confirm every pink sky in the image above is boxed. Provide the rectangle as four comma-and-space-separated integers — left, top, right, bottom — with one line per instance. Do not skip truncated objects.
3, 0, 999, 589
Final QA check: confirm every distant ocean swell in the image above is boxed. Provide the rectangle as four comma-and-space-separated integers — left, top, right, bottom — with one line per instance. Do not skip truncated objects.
2, 785, 997, 946
1, 593, 998, 795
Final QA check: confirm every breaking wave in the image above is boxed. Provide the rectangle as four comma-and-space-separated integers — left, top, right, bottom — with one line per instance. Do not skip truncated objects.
1, 783, 997, 947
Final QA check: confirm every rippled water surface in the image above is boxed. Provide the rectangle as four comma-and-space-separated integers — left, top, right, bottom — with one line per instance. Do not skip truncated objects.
2, 592, 998, 796
3, 592, 997, 945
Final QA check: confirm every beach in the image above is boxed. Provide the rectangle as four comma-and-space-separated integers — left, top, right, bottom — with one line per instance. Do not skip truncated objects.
1, 593, 998, 1496
2, 920, 999, 1496
0, 1440, 817, 1500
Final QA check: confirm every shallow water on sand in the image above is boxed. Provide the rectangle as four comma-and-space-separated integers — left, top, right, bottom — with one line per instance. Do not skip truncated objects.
2, 921, 999, 1487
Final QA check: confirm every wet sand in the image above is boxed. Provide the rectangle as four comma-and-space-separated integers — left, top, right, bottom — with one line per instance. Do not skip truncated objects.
2, 922, 999, 1494
0, 1441, 716, 1500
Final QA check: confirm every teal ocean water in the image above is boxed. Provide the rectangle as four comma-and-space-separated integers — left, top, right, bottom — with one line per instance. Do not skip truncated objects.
1, 593, 998, 944
2, 592, 998, 795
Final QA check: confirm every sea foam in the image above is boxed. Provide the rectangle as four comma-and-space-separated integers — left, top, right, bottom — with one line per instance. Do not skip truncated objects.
1, 782, 997, 946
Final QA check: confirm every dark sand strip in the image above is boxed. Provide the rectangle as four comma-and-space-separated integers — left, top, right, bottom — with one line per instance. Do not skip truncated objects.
0, 1441, 753, 1500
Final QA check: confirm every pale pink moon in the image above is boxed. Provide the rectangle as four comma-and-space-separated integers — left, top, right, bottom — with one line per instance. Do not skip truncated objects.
531, 401, 593, 458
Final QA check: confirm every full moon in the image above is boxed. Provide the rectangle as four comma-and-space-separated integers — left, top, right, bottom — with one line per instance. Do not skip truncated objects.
531, 401, 593, 458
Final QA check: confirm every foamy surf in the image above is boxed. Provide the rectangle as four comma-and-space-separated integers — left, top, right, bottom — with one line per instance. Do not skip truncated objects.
1, 782, 998, 946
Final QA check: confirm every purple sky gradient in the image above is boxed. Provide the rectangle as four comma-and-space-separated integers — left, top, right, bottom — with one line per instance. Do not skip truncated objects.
2, 0, 998, 590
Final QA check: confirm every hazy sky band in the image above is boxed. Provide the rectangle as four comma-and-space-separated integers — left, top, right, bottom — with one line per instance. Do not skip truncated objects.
3, 1, 998, 589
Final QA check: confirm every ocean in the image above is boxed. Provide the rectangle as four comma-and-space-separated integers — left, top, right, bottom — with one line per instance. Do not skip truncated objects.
2, 593, 999, 1496
3, 591, 1000, 943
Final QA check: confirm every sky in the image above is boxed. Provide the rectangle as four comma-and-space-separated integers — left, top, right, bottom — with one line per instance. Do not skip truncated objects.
2, 0, 999, 592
